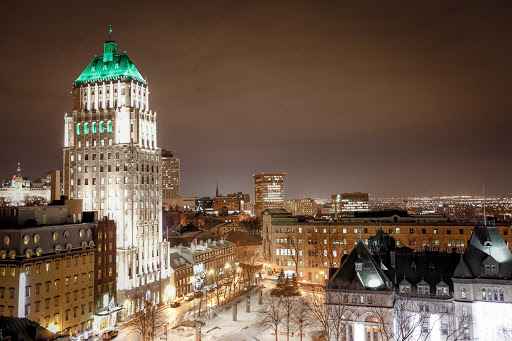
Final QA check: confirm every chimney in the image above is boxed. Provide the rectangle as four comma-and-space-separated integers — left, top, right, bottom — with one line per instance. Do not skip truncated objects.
50, 170, 61, 203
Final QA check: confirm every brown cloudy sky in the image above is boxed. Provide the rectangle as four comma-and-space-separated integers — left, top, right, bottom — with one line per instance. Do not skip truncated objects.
1, 1, 511, 198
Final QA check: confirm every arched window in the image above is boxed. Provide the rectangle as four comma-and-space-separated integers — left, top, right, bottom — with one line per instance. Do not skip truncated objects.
77, 123, 81, 135
92, 122, 97, 134
461, 287, 467, 299
365, 315, 379, 341
500, 289, 505, 301
100, 121, 105, 133
107, 121, 112, 133
84, 122, 89, 134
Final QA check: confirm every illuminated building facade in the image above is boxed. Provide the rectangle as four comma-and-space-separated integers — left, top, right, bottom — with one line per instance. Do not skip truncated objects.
0, 164, 51, 206
0, 206, 95, 336
161, 149, 180, 210
332, 192, 370, 215
262, 209, 512, 285
325, 225, 512, 341
213, 195, 240, 212
285, 198, 316, 216
62, 37, 166, 313
254, 173, 284, 216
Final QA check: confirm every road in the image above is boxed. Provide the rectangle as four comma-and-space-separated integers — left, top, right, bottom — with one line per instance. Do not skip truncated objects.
94, 298, 197, 341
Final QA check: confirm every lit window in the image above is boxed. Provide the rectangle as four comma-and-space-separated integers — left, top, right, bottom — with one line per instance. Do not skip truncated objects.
92, 122, 97, 134
107, 121, 113, 133
84, 122, 89, 134
100, 121, 105, 133
77, 123, 81, 135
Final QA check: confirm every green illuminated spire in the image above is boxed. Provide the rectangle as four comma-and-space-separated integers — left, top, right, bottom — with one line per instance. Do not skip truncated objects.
74, 38, 146, 84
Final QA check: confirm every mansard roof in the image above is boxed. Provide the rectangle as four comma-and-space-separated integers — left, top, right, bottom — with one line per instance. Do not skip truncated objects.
328, 241, 391, 291
453, 254, 473, 278
74, 41, 145, 84
462, 225, 512, 278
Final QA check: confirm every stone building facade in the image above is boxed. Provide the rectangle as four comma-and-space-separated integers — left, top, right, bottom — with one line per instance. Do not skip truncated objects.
325, 226, 512, 340
62, 37, 167, 314
0, 206, 95, 337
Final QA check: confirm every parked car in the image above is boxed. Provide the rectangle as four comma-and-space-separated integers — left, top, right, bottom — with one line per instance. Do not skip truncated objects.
184, 293, 194, 301
170, 300, 180, 308
102, 330, 118, 340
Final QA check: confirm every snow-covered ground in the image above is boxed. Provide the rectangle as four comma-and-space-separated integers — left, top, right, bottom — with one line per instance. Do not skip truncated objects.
168, 289, 320, 341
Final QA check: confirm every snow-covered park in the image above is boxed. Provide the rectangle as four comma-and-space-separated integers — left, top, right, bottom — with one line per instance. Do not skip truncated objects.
168, 288, 321, 341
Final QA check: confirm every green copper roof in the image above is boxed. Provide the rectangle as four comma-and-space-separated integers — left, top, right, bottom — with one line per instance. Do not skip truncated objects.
74, 41, 146, 84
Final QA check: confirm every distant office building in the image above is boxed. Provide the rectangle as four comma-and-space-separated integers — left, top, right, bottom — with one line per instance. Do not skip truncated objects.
285, 198, 316, 216
241, 201, 255, 215
213, 195, 239, 212
163, 197, 196, 212
0, 164, 52, 206
195, 197, 214, 212
332, 192, 370, 215
254, 173, 285, 216
213, 192, 251, 212
162, 149, 180, 209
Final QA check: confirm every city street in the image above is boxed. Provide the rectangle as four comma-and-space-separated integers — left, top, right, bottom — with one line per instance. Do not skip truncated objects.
93, 298, 196, 341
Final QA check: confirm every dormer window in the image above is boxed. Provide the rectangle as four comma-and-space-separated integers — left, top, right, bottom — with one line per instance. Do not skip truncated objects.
461, 287, 467, 299
436, 281, 449, 296
417, 280, 430, 295
484, 264, 498, 276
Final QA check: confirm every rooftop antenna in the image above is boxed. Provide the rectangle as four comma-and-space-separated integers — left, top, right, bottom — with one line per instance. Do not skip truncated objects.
483, 185, 486, 227
109, 25, 112, 40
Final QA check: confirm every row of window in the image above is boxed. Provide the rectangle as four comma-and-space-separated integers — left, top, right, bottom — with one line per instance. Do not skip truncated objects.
460, 287, 506, 301
77, 121, 112, 135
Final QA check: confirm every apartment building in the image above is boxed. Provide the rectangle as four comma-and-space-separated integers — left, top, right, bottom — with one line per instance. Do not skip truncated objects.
0, 206, 95, 336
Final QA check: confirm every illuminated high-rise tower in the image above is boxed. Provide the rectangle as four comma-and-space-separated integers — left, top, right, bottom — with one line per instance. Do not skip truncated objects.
63, 36, 166, 314
254, 173, 285, 216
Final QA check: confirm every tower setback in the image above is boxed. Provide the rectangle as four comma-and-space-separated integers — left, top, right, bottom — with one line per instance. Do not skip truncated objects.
63, 37, 166, 316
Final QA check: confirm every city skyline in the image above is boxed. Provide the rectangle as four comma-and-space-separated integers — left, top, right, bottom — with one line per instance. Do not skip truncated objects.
2, 1, 512, 198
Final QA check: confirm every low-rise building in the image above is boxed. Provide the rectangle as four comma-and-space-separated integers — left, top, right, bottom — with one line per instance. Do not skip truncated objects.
285, 198, 316, 216
168, 253, 193, 299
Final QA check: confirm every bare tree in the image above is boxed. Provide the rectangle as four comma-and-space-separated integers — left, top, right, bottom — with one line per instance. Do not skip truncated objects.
498, 326, 512, 341
305, 288, 330, 340
125, 294, 166, 341
258, 293, 282, 341
277, 229, 302, 276
309, 229, 344, 271
368, 295, 456, 341
236, 247, 260, 286
292, 298, 314, 341
280, 296, 294, 341
327, 291, 358, 341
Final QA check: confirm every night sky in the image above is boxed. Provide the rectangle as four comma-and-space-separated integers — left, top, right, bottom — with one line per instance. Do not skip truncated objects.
1, 1, 511, 199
